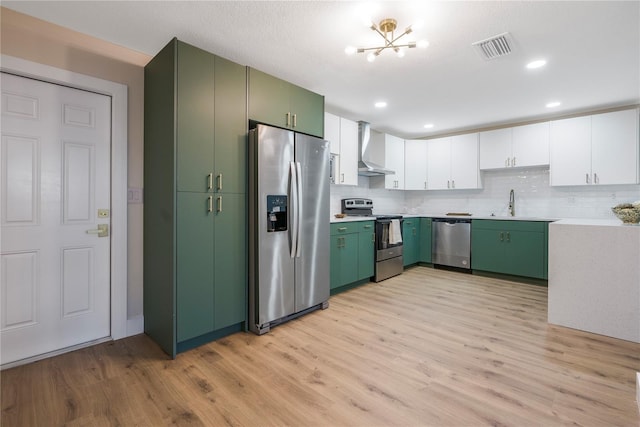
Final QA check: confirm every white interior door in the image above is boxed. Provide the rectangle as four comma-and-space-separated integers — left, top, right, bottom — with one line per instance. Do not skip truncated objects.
1, 73, 111, 365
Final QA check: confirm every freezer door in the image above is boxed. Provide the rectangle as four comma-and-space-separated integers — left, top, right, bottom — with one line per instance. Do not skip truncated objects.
294, 133, 330, 312
255, 125, 296, 325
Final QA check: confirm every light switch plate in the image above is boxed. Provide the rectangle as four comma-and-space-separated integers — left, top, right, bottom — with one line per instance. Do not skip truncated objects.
128, 187, 143, 204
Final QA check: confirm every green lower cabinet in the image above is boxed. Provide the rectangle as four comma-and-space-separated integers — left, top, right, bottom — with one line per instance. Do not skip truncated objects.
471, 220, 548, 279
176, 192, 215, 342
403, 219, 420, 266
419, 218, 432, 263
330, 233, 359, 289
357, 222, 375, 280
213, 193, 247, 329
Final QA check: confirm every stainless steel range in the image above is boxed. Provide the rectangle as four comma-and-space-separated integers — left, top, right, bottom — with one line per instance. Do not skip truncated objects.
341, 198, 404, 282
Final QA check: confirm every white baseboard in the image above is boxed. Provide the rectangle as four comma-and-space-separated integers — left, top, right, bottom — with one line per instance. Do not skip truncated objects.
126, 314, 144, 336
636, 372, 640, 413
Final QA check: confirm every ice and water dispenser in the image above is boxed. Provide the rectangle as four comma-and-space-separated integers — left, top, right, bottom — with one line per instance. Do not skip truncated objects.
266, 195, 287, 232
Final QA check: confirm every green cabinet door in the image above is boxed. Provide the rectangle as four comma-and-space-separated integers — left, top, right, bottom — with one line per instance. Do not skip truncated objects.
176, 192, 215, 342
214, 193, 247, 329
289, 83, 324, 138
419, 218, 432, 263
176, 41, 215, 192
503, 230, 546, 279
471, 227, 505, 273
248, 67, 324, 138
248, 68, 290, 129
403, 219, 419, 266
214, 56, 247, 194
357, 222, 375, 280
330, 234, 359, 289
471, 220, 548, 279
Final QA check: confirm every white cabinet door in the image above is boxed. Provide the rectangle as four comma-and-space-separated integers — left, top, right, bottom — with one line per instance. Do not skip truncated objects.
404, 139, 428, 190
338, 117, 359, 186
550, 116, 592, 186
451, 133, 480, 189
426, 137, 452, 190
479, 128, 511, 170
384, 134, 405, 189
512, 122, 549, 168
324, 112, 340, 155
591, 109, 638, 185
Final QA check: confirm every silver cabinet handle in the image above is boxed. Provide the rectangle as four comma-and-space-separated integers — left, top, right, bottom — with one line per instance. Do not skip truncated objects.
217, 173, 222, 191
371, 233, 375, 242
292, 113, 297, 128
499, 231, 504, 241
586, 173, 590, 184
424, 181, 427, 189
286, 112, 291, 127
208, 173, 213, 190
447, 180, 450, 189
505, 158, 509, 167
208, 196, 213, 212
452, 180, 455, 189
594, 173, 598, 184
506, 231, 510, 242
216, 196, 222, 213
337, 227, 347, 231
341, 173, 344, 183
86, 224, 108, 237
507, 158, 511, 167
512, 157, 516, 166
363, 225, 372, 229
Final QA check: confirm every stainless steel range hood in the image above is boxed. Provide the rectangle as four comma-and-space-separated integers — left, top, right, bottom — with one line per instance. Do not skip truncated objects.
358, 121, 395, 176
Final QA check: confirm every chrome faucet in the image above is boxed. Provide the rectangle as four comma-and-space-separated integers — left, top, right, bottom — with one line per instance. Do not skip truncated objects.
508, 189, 515, 217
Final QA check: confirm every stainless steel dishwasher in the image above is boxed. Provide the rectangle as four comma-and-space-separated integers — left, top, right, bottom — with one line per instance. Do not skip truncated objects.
432, 218, 471, 269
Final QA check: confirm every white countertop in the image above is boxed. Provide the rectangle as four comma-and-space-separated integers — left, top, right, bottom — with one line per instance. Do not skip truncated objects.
331, 214, 559, 223
551, 218, 636, 227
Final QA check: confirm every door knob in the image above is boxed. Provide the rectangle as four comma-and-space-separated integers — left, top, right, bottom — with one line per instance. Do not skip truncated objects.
86, 224, 109, 237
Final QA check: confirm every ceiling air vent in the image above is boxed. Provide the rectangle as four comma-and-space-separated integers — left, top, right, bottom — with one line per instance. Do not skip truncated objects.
472, 32, 514, 60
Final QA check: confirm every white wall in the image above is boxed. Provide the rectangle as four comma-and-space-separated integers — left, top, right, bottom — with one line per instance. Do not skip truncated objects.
332, 168, 640, 219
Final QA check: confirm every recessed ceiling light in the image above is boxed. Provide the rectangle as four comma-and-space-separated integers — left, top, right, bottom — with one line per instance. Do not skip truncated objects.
526, 59, 547, 69
546, 101, 561, 108
424, 123, 434, 129
374, 101, 387, 108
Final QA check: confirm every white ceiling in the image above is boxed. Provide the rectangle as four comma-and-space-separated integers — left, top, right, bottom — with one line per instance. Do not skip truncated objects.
5, 1, 640, 138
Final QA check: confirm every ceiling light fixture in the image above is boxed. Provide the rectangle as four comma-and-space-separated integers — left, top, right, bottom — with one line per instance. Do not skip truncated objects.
423, 123, 434, 129
346, 18, 428, 61
374, 101, 387, 108
546, 101, 561, 108
526, 59, 547, 69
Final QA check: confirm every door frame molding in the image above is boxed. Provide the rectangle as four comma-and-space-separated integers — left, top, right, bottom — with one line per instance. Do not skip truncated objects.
1, 54, 129, 341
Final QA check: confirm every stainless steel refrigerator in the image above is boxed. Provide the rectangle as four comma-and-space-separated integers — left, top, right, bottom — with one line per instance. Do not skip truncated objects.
248, 124, 330, 335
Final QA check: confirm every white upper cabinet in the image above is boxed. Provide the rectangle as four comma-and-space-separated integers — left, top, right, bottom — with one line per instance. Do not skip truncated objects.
550, 109, 639, 186
512, 122, 550, 167
324, 112, 358, 186
480, 122, 549, 170
324, 112, 340, 155
426, 133, 480, 190
404, 139, 428, 190
591, 109, 639, 185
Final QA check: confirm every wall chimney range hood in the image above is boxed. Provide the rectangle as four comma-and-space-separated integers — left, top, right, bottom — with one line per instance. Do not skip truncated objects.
358, 121, 395, 176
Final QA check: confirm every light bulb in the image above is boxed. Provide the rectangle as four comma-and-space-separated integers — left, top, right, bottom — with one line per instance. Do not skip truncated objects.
345, 46, 357, 55
526, 59, 547, 69
424, 123, 434, 129
396, 49, 405, 58
367, 52, 376, 62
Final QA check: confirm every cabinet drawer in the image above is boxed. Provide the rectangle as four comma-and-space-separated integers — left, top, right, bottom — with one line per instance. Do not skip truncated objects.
357, 221, 375, 233
472, 219, 547, 232
331, 223, 357, 235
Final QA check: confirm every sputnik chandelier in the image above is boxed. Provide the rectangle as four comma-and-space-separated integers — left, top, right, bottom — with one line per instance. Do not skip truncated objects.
345, 18, 428, 62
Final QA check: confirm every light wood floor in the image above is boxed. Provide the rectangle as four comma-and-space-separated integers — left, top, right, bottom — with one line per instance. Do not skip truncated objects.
2, 266, 639, 426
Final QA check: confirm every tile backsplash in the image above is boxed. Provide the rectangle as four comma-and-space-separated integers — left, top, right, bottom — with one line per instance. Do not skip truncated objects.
331, 168, 640, 219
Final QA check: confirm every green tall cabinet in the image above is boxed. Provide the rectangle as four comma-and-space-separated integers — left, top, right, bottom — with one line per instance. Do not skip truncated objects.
144, 38, 247, 357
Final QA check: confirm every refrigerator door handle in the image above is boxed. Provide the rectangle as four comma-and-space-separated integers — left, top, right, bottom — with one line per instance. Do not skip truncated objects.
295, 161, 303, 258
290, 161, 298, 258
